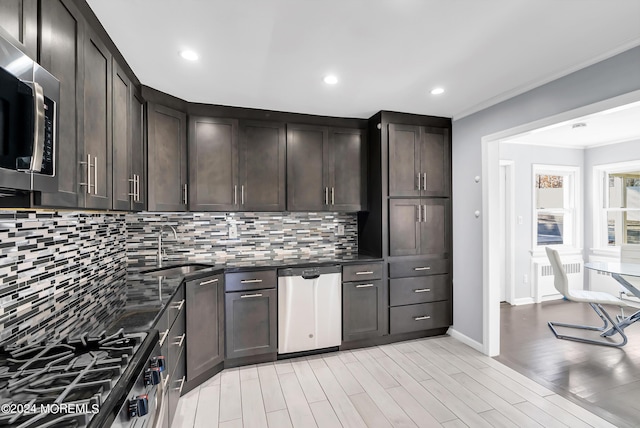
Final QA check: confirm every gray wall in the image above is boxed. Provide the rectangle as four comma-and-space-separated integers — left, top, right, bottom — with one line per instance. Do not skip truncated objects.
499, 143, 584, 299
452, 46, 640, 344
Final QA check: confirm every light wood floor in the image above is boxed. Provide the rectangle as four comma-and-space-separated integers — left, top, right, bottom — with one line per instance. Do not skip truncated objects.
171, 335, 615, 427
497, 300, 640, 428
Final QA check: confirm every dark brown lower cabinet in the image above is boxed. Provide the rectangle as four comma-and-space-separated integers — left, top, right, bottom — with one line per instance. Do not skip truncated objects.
342, 279, 386, 342
225, 288, 277, 359
166, 349, 185, 428
186, 274, 224, 382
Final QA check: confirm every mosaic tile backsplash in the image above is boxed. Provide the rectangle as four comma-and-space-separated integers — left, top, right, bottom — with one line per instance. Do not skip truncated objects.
0, 211, 127, 346
126, 212, 358, 269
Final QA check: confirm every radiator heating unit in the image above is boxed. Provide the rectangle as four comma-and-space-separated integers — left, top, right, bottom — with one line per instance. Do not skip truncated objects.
533, 258, 583, 302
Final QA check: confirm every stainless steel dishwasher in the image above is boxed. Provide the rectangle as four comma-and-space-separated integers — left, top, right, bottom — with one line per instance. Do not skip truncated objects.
278, 265, 342, 354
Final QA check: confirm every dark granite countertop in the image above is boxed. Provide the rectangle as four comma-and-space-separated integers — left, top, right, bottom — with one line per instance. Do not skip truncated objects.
99, 254, 382, 335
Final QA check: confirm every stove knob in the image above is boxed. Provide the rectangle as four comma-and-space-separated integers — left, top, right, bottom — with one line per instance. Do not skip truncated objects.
128, 394, 149, 418
144, 367, 162, 386
150, 355, 166, 372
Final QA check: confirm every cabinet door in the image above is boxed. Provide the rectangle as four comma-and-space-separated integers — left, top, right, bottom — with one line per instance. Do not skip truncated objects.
287, 124, 328, 211
329, 128, 365, 211
389, 199, 421, 256
420, 127, 451, 197
388, 124, 420, 197
225, 289, 277, 359
130, 92, 146, 211
239, 121, 286, 211
0, 0, 37, 59
342, 280, 386, 342
36, 0, 82, 207
111, 62, 131, 210
186, 274, 224, 382
82, 30, 112, 210
167, 350, 186, 428
419, 199, 449, 256
148, 104, 187, 211
189, 117, 238, 211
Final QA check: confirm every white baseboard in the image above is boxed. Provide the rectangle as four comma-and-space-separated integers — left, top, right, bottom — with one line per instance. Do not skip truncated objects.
447, 327, 484, 353
512, 297, 536, 306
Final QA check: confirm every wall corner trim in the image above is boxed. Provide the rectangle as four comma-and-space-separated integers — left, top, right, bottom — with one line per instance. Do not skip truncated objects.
446, 327, 485, 355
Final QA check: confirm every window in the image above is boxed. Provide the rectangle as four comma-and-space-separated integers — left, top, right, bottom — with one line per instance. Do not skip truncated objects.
603, 171, 640, 246
533, 165, 579, 248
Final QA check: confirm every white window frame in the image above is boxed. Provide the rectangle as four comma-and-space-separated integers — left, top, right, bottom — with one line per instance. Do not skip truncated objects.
592, 160, 640, 252
532, 164, 581, 252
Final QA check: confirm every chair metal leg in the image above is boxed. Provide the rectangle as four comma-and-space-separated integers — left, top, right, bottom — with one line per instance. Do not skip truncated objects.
548, 303, 628, 347
602, 309, 640, 337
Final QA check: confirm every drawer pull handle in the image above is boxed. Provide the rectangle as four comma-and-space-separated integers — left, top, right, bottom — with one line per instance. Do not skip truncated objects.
240, 279, 263, 284
171, 299, 185, 311
356, 284, 374, 288
174, 333, 186, 347
200, 278, 219, 286
355, 271, 374, 275
159, 329, 169, 346
414, 288, 431, 293
414, 267, 431, 271
414, 315, 431, 321
176, 376, 186, 393
241, 293, 263, 298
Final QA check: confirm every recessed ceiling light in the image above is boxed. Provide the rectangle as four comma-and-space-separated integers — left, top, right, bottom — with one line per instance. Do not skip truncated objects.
180, 50, 199, 61
324, 75, 338, 85
430, 87, 445, 95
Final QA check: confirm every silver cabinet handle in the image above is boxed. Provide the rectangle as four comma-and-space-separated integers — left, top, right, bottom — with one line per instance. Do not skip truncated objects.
163, 373, 169, 389
414, 315, 431, 321
356, 283, 374, 288
417, 205, 422, 223
241, 185, 245, 205
183, 184, 188, 205
94, 156, 98, 194
240, 279, 263, 284
422, 172, 427, 190
240, 293, 263, 298
200, 278, 219, 286
325, 187, 329, 205
80, 153, 92, 194
175, 376, 186, 393
422, 205, 427, 222
355, 271, 374, 275
331, 187, 335, 205
414, 288, 431, 293
417, 173, 421, 190
135, 174, 140, 202
174, 333, 186, 347
159, 329, 169, 346
128, 176, 136, 198
234, 185, 237, 205
171, 299, 185, 311
414, 267, 431, 271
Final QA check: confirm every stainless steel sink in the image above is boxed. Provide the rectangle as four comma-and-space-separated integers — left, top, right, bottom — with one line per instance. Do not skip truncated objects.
141, 264, 211, 278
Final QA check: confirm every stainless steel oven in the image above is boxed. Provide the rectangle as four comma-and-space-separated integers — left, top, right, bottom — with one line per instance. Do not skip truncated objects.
0, 33, 59, 194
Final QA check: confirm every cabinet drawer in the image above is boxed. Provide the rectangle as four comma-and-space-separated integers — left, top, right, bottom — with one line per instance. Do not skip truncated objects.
390, 301, 452, 334
389, 275, 450, 306
166, 286, 185, 329
226, 270, 277, 292
342, 263, 383, 282
389, 258, 448, 278
167, 307, 186, 377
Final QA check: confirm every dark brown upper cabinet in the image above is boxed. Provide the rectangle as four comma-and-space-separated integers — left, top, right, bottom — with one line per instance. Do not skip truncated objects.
188, 117, 286, 212
188, 116, 239, 211
148, 103, 188, 211
35, 0, 83, 208
112, 62, 145, 211
80, 28, 112, 210
388, 198, 449, 257
287, 124, 365, 212
388, 124, 450, 198
0, 0, 38, 59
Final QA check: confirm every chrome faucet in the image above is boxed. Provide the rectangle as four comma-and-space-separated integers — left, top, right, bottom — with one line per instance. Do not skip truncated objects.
157, 225, 178, 267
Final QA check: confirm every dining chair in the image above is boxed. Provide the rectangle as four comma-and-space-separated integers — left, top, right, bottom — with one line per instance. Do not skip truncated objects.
545, 246, 631, 347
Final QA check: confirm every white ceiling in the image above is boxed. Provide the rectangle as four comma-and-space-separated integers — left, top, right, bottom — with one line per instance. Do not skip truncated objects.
502, 101, 640, 148
86, 0, 640, 120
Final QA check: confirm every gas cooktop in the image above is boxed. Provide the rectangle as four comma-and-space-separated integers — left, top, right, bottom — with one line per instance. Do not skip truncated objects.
0, 329, 151, 428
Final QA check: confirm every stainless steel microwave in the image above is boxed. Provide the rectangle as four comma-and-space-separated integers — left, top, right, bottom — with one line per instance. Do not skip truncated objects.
0, 34, 59, 194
